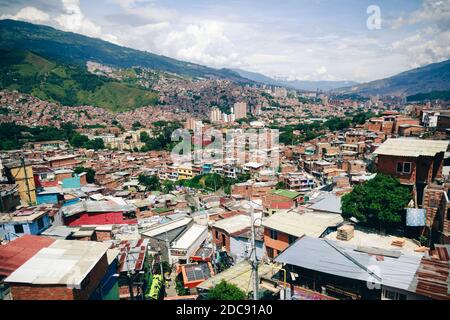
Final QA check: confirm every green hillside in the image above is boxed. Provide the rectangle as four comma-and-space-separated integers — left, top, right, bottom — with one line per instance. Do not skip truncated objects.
335, 59, 450, 96
407, 90, 450, 102
0, 50, 159, 111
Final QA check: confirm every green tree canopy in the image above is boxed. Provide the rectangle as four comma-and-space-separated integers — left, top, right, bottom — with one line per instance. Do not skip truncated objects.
206, 280, 246, 300
276, 181, 287, 189
74, 166, 96, 183
132, 121, 142, 130
140, 131, 150, 143
83, 138, 105, 150
341, 174, 412, 230
138, 174, 161, 191
70, 133, 89, 148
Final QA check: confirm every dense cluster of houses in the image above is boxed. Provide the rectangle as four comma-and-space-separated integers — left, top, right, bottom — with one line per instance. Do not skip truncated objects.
0, 106, 449, 300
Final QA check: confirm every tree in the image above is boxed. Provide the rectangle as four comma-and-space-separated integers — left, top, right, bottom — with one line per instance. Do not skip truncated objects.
325, 117, 350, 131
70, 133, 89, 148
74, 167, 96, 183
276, 181, 287, 189
138, 174, 161, 191
206, 280, 246, 300
204, 173, 222, 191
83, 138, 105, 150
352, 112, 376, 125
162, 180, 174, 193
132, 121, 142, 130
176, 279, 189, 296
341, 174, 412, 230
140, 131, 150, 143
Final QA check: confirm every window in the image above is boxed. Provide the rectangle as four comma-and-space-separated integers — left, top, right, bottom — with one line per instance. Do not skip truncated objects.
267, 247, 274, 259
288, 235, 298, 244
14, 224, 24, 234
270, 229, 278, 240
396, 162, 412, 174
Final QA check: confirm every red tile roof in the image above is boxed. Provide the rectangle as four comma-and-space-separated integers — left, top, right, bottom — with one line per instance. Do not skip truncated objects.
413, 245, 450, 300
0, 235, 55, 276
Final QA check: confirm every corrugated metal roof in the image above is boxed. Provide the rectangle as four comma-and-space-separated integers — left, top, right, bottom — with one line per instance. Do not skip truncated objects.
307, 193, 342, 214
171, 224, 207, 250
0, 235, 55, 277
262, 211, 343, 238
5, 240, 111, 289
62, 200, 136, 217
197, 261, 275, 293
275, 236, 422, 292
374, 138, 448, 157
111, 239, 149, 273
140, 217, 192, 238
212, 214, 251, 234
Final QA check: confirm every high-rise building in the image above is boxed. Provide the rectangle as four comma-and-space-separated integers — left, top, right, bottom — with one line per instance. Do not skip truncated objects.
185, 117, 196, 130
274, 87, 287, 98
222, 113, 228, 122
234, 102, 247, 120
210, 107, 222, 123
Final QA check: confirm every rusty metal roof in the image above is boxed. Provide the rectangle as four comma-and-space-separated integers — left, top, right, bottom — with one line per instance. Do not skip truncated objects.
112, 238, 149, 273
411, 245, 450, 300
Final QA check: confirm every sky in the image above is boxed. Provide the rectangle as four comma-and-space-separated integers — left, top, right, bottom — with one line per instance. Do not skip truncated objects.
1, 0, 449, 83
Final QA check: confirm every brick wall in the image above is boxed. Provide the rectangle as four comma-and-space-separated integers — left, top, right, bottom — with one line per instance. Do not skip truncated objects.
422, 185, 445, 229
10, 253, 110, 300
263, 228, 290, 258
212, 227, 231, 253
10, 284, 74, 300
262, 193, 295, 210
377, 155, 417, 184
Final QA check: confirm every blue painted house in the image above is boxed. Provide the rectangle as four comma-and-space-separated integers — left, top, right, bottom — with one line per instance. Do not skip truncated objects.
36, 187, 63, 205
62, 176, 81, 189
0, 207, 51, 241
89, 252, 120, 300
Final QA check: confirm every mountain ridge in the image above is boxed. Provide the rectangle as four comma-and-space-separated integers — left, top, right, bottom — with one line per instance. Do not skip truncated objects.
0, 19, 249, 83
231, 68, 359, 91
334, 59, 450, 97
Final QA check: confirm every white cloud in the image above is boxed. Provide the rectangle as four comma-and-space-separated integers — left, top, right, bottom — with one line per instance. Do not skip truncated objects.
160, 21, 239, 67
392, 0, 450, 29
2, 0, 448, 82
388, 1, 450, 69
316, 66, 327, 75
2, 0, 120, 44
1, 6, 50, 23
391, 28, 450, 68
54, 0, 102, 38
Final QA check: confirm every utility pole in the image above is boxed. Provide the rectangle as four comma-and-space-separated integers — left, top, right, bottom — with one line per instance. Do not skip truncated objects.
127, 274, 135, 300
250, 206, 259, 300
126, 251, 135, 300
0, 188, 4, 212
21, 157, 32, 205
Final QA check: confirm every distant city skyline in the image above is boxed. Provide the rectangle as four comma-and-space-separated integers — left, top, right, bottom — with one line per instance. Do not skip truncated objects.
1, 0, 449, 82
